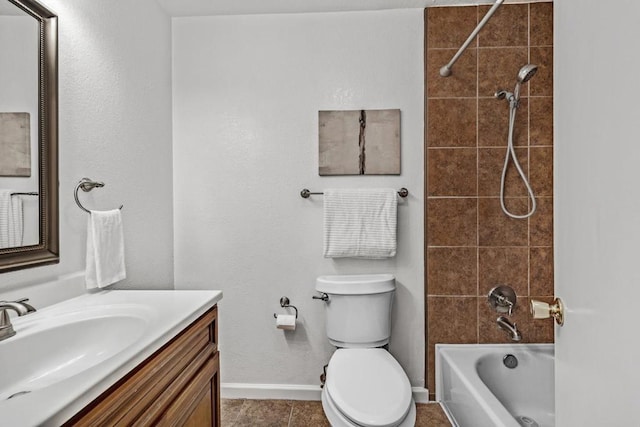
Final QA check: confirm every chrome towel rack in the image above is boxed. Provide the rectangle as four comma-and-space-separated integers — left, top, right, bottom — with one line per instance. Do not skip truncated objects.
300, 187, 409, 199
74, 178, 123, 214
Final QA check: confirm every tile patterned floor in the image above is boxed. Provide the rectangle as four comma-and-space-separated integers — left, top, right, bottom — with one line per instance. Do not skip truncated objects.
221, 399, 452, 426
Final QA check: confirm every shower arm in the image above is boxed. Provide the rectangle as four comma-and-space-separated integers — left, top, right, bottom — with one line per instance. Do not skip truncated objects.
439, 0, 505, 77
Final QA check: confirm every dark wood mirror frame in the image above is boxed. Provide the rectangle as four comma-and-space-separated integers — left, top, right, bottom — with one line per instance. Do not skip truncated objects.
0, 0, 58, 273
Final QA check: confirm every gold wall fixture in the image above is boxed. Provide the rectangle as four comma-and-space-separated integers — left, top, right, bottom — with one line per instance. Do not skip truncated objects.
531, 298, 564, 326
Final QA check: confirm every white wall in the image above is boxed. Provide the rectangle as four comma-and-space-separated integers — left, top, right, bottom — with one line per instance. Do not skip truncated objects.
172, 9, 425, 391
555, 1, 640, 424
0, 0, 175, 304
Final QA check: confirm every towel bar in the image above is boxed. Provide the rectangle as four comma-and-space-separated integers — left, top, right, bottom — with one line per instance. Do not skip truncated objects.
10, 192, 38, 196
74, 178, 124, 214
300, 187, 408, 199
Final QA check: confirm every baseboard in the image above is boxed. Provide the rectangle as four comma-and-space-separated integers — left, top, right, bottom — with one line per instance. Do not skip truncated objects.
221, 383, 430, 403
221, 383, 322, 401
412, 387, 430, 403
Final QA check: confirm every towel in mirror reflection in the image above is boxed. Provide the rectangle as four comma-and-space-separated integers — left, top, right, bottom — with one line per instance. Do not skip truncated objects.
0, 190, 23, 249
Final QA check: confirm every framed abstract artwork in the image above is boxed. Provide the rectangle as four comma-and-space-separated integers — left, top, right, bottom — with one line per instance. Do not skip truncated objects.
319, 109, 400, 175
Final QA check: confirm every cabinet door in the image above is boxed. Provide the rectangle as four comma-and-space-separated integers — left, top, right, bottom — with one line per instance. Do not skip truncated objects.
183, 388, 212, 427
156, 351, 220, 427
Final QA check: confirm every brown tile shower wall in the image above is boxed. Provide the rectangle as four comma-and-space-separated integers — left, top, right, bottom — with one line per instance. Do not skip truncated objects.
424, 2, 554, 397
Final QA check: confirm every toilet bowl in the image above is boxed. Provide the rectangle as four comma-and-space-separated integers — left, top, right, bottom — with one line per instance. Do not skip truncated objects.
315, 274, 416, 427
322, 349, 416, 427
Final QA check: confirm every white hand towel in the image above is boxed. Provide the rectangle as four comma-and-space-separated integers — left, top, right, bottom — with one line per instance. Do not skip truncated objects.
85, 209, 126, 289
323, 188, 397, 259
0, 190, 24, 249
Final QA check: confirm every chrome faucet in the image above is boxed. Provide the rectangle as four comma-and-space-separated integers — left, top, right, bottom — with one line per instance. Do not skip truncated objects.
497, 316, 522, 342
0, 299, 36, 341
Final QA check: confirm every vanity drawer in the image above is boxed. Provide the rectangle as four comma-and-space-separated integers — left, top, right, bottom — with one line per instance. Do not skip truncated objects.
65, 305, 219, 427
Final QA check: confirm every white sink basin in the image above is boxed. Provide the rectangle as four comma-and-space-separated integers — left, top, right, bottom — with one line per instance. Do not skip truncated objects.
0, 306, 149, 400
0, 289, 223, 427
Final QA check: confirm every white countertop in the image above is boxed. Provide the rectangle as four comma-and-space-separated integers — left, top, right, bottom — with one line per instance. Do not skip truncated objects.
0, 289, 222, 426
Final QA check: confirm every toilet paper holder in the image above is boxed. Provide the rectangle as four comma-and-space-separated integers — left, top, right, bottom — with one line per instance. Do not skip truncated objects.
273, 296, 298, 319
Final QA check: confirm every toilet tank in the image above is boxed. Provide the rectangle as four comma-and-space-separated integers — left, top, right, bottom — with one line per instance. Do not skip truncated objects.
316, 274, 395, 348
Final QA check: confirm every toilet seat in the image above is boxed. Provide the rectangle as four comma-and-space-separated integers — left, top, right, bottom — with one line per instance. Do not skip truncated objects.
324, 348, 413, 427
322, 387, 417, 427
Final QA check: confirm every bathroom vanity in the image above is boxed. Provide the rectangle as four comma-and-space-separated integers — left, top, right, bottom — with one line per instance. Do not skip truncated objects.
66, 306, 219, 426
0, 290, 222, 426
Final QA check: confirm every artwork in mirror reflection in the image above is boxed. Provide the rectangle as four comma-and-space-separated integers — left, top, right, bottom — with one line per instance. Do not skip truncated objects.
0, 113, 31, 176
0, 1, 40, 248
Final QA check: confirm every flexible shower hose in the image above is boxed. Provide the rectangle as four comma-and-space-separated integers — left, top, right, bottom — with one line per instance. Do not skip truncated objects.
500, 100, 536, 219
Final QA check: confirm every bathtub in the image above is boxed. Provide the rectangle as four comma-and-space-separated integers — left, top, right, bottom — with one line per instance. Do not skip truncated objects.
436, 344, 554, 427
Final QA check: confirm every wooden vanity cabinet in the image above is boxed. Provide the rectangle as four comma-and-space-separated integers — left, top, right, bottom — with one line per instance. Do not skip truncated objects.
65, 306, 220, 427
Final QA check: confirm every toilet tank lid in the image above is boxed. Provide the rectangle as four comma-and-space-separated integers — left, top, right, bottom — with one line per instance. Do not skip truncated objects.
316, 274, 395, 295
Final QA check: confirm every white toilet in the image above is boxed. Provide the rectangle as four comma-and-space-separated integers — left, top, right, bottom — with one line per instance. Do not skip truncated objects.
316, 274, 416, 427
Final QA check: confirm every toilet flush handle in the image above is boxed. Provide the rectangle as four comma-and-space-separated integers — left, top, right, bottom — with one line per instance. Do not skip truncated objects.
313, 293, 329, 302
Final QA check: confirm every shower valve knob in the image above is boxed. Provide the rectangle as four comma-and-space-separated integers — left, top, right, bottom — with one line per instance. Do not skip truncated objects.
487, 285, 517, 315
530, 298, 564, 326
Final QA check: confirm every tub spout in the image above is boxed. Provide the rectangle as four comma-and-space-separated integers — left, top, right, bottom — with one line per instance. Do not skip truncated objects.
496, 316, 522, 342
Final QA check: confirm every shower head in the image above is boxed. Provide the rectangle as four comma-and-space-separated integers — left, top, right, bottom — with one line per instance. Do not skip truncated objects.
517, 64, 538, 84
513, 64, 538, 101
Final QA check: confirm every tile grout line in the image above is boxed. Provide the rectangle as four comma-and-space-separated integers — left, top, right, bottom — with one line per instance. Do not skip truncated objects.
428, 195, 551, 199
287, 401, 294, 427
428, 143, 553, 149
424, 8, 430, 398
429, 245, 552, 249
427, 45, 553, 51
231, 399, 245, 427
527, 2, 532, 297
429, 95, 552, 100
475, 4, 481, 345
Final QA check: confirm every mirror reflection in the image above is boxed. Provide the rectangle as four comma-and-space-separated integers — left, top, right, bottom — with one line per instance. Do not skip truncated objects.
0, 1, 39, 249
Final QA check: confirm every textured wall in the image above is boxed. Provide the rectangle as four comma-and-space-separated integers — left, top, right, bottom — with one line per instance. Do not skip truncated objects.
172, 10, 425, 391
425, 2, 554, 397
0, 0, 175, 301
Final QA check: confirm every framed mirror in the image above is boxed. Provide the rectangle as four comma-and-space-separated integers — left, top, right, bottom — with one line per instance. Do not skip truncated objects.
0, 0, 58, 272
